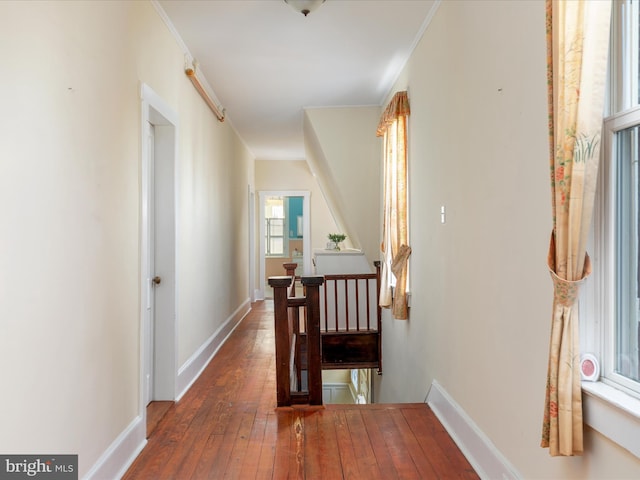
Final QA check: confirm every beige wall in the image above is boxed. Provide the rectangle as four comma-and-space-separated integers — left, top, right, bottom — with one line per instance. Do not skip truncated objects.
373, 1, 640, 478
304, 107, 382, 264
265, 238, 302, 278
0, 1, 253, 476
255, 159, 338, 288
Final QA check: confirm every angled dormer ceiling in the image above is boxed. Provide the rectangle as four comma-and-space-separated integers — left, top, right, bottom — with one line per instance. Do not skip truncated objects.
157, 0, 437, 160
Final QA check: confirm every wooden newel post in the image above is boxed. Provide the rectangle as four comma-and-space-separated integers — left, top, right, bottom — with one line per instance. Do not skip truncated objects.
269, 275, 293, 407
283, 263, 297, 278
301, 275, 325, 406
283, 263, 297, 297
373, 261, 382, 374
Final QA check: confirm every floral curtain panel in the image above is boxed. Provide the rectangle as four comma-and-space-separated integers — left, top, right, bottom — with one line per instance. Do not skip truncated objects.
377, 91, 411, 320
541, 0, 611, 456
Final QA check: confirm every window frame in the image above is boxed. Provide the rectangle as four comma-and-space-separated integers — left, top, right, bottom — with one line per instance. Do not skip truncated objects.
579, 0, 640, 458
599, 106, 640, 397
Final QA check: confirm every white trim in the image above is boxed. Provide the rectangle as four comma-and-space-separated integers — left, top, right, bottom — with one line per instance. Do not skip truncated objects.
141, 84, 179, 126
82, 416, 146, 480
426, 380, 521, 480
176, 298, 251, 400
381, 0, 441, 104
583, 381, 640, 459
150, 1, 224, 115
140, 83, 180, 410
248, 185, 256, 302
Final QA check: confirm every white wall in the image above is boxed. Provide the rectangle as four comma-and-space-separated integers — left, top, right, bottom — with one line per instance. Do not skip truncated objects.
0, 1, 253, 477
373, 1, 640, 478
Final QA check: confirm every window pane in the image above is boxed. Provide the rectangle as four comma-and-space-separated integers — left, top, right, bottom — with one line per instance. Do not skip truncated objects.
615, 124, 640, 382
610, 1, 640, 113
269, 218, 284, 236
265, 218, 285, 256
637, 1, 640, 106
270, 238, 283, 255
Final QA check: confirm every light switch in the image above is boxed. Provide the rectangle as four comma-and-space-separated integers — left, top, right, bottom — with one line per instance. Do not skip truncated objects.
440, 205, 446, 224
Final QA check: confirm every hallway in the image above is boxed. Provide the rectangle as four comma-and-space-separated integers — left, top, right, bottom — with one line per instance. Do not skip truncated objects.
123, 300, 479, 479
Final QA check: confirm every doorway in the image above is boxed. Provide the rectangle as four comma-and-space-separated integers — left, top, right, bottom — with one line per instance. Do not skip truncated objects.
140, 85, 178, 429
259, 191, 311, 299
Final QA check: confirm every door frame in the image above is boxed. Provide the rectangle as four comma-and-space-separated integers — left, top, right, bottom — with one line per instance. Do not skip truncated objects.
248, 186, 256, 302
258, 190, 311, 299
140, 84, 179, 416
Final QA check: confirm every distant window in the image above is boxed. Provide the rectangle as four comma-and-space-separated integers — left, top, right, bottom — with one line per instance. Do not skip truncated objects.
265, 196, 286, 256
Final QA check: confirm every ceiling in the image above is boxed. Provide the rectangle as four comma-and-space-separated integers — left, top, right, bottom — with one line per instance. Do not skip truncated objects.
157, 0, 437, 161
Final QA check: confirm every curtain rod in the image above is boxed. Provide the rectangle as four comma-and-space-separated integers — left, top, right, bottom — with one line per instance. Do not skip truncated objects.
185, 62, 226, 122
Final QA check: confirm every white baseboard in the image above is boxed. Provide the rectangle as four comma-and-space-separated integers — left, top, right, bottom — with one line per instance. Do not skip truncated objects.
176, 298, 252, 400
83, 416, 146, 480
84, 299, 251, 479
426, 380, 520, 480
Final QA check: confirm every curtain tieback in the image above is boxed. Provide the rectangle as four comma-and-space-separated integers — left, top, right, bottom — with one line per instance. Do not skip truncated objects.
391, 244, 412, 278
547, 254, 591, 307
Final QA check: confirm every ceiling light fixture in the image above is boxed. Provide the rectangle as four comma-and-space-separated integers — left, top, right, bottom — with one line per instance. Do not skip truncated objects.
284, 0, 326, 17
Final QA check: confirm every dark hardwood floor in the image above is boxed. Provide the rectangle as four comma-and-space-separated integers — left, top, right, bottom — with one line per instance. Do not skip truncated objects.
146, 401, 174, 438
123, 300, 479, 479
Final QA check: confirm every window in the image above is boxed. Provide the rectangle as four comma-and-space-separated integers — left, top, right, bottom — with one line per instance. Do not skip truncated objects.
603, 111, 640, 393
376, 91, 411, 320
265, 218, 284, 256
595, 0, 640, 396
265, 196, 286, 256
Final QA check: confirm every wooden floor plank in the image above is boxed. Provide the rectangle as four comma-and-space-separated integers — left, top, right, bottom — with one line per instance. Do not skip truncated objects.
372, 407, 422, 479
146, 401, 174, 438
220, 411, 257, 479
123, 301, 479, 480
255, 412, 278, 479
313, 409, 345, 479
237, 412, 267, 479
388, 407, 440, 478
190, 433, 224, 479
360, 408, 400, 478
301, 409, 323, 479
272, 410, 293, 479
333, 409, 361, 480
344, 408, 383, 478
402, 406, 480, 479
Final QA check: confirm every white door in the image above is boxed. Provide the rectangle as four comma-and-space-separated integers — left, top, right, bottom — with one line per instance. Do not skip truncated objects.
141, 88, 178, 409
144, 122, 156, 405
151, 123, 176, 402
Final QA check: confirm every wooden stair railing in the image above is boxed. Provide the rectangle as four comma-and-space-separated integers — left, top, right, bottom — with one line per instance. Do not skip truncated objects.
284, 261, 382, 374
268, 275, 325, 407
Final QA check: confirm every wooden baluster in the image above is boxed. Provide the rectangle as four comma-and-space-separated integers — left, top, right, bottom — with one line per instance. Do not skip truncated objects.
284, 261, 301, 389
365, 277, 371, 330
323, 281, 329, 332
333, 280, 340, 332
355, 278, 361, 331
301, 275, 324, 406
343, 278, 349, 331
269, 275, 293, 406
292, 304, 302, 392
